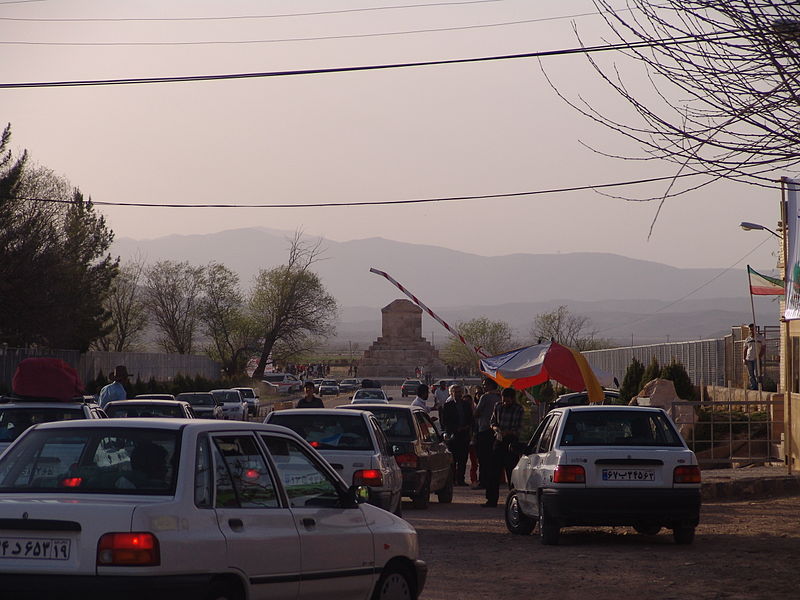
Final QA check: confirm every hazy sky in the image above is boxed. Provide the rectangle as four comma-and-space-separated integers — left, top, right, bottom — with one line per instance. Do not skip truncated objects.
0, 0, 785, 270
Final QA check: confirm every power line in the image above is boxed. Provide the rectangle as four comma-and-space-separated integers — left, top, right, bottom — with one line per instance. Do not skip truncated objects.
14, 172, 719, 209
0, 31, 741, 89
0, 0, 503, 22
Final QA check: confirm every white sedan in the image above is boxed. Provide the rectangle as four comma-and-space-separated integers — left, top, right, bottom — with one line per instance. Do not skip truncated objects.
351, 389, 391, 404
0, 419, 427, 600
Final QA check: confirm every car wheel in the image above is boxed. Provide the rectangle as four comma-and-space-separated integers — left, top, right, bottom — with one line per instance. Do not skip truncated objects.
371, 564, 415, 600
411, 476, 430, 510
505, 491, 535, 535
538, 498, 559, 545
634, 523, 662, 536
436, 471, 453, 504
205, 580, 243, 600
673, 525, 695, 545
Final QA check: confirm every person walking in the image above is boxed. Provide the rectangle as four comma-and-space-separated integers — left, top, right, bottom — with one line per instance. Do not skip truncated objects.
473, 378, 501, 490
483, 387, 524, 508
440, 384, 473, 486
410, 383, 431, 412
743, 323, 766, 390
433, 380, 449, 412
467, 384, 483, 486
99, 365, 130, 409
296, 381, 324, 408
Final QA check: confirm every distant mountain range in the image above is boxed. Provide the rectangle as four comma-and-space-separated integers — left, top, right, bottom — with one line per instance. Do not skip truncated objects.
113, 228, 779, 347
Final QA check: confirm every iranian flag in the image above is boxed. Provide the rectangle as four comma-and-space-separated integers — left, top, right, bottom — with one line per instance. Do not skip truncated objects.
748, 265, 784, 295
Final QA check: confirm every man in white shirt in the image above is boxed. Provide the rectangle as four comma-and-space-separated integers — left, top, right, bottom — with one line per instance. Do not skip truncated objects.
433, 380, 449, 411
410, 384, 431, 412
743, 323, 766, 390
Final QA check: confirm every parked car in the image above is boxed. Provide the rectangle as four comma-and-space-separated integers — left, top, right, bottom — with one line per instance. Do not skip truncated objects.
545, 389, 623, 413
0, 418, 427, 600
210, 389, 248, 421
311, 378, 325, 393
340, 404, 453, 509
265, 408, 403, 515
104, 400, 195, 419
233, 387, 261, 416
0, 397, 107, 455
338, 378, 360, 393
175, 392, 224, 420
318, 380, 340, 396
351, 389, 391, 404
505, 405, 701, 545
401, 380, 423, 397
262, 372, 303, 394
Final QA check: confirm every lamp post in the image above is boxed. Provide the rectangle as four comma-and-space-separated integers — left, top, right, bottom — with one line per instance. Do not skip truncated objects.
740, 221, 781, 239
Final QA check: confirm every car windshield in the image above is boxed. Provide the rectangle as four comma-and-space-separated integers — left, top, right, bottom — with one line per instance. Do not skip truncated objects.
354, 390, 385, 400
268, 413, 373, 451
560, 410, 684, 447
354, 407, 415, 442
0, 407, 85, 443
0, 427, 181, 494
178, 394, 214, 406
212, 391, 240, 403
106, 403, 185, 418
403, 380, 422, 386
237, 389, 255, 398
321, 381, 337, 386
262, 375, 285, 383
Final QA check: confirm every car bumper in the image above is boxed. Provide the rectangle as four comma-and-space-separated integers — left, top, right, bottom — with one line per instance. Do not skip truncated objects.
0, 573, 218, 600
413, 559, 428, 596
369, 489, 397, 511
401, 468, 428, 497
540, 487, 701, 527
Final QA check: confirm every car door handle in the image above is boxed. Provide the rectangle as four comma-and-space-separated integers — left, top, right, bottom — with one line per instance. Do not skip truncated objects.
301, 517, 316, 529
228, 518, 244, 531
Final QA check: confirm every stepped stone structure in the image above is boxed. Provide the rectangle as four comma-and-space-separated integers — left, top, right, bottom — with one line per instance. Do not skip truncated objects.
358, 299, 446, 378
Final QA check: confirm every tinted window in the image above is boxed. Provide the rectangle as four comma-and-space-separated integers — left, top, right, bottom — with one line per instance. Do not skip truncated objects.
560, 410, 683, 447
0, 408, 85, 443
537, 415, 561, 453
212, 435, 278, 508
178, 394, 214, 406
212, 391, 241, 403
269, 413, 372, 451
0, 427, 180, 494
261, 436, 341, 508
106, 403, 185, 418
415, 412, 442, 443
361, 408, 415, 441
237, 389, 255, 399
353, 390, 385, 400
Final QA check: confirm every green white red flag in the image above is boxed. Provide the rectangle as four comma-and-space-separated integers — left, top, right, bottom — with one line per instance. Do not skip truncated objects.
747, 265, 784, 296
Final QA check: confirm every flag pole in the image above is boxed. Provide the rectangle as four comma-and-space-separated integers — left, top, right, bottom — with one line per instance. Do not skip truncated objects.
747, 265, 763, 394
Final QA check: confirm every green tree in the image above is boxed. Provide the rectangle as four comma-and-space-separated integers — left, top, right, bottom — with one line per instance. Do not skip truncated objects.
660, 359, 695, 400
144, 260, 205, 354
442, 317, 516, 371
250, 233, 337, 379
641, 356, 661, 385
619, 357, 645, 402
531, 305, 612, 351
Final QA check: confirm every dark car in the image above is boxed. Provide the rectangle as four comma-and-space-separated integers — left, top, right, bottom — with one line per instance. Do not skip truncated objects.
105, 399, 196, 419
339, 403, 453, 509
175, 392, 224, 420
545, 389, 623, 413
401, 380, 423, 397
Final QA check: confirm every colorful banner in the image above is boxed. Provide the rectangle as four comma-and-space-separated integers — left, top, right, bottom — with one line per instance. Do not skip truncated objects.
785, 179, 800, 319
747, 265, 784, 296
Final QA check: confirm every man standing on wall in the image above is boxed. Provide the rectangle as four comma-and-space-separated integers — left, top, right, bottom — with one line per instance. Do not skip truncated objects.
743, 323, 766, 390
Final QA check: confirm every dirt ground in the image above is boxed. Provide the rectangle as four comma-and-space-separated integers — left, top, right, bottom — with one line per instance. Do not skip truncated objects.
402, 487, 800, 600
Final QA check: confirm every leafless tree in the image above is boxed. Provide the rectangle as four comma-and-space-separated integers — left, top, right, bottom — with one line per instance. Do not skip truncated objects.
250, 232, 337, 379
531, 305, 611, 351
93, 257, 148, 352
144, 260, 204, 354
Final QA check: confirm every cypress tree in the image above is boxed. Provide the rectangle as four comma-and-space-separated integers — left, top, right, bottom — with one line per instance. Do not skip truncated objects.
620, 357, 645, 402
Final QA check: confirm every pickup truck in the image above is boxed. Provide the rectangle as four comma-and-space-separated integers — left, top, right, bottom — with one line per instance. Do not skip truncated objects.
261, 373, 303, 394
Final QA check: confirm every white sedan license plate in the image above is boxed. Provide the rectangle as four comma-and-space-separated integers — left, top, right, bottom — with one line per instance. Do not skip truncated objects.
0, 537, 70, 560
602, 469, 655, 481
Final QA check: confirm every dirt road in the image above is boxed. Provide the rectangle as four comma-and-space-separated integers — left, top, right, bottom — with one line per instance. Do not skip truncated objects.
402, 487, 800, 600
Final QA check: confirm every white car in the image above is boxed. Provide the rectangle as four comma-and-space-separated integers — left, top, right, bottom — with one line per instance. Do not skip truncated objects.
261, 373, 303, 394
0, 418, 427, 600
210, 389, 248, 421
506, 405, 701, 545
234, 387, 261, 417
266, 408, 403, 515
317, 380, 340, 396
351, 389, 391, 404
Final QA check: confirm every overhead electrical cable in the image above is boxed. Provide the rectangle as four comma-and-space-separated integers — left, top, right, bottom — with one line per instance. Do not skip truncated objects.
0, 31, 743, 89
11, 172, 740, 209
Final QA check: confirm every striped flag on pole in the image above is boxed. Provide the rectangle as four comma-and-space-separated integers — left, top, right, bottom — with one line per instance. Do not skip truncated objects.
747, 265, 784, 295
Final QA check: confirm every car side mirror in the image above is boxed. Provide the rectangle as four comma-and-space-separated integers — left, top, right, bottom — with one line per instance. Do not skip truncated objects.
345, 484, 371, 507
391, 444, 402, 456
387, 397, 393, 401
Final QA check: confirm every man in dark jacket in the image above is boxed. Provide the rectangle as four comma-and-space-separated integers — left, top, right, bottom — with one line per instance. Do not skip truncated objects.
440, 384, 474, 486
296, 382, 324, 408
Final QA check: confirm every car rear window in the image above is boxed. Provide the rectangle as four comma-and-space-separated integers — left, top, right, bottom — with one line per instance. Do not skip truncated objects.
237, 389, 256, 398
0, 407, 85, 443
178, 394, 214, 406
356, 408, 416, 442
268, 413, 373, 451
354, 390, 385, 400
106, 403, 185, 418
213, 391, 240, 403
560, 410, 683, 447
0, 427, 181, 494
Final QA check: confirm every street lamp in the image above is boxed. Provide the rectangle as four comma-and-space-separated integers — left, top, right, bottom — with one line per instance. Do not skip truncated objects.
740, 221, 781, 238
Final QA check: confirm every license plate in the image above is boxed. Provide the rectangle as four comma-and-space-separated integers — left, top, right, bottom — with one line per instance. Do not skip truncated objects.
602, 469, 655, 481
0, 537, 70, 560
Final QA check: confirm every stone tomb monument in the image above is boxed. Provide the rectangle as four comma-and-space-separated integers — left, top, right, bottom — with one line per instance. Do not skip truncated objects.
358, 299, 446, 378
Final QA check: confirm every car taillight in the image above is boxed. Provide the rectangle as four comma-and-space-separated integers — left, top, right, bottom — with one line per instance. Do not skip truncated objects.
394, 453, 418, 469
553, 465, 586, 483
673, 465, 701, 484
97, 533, 160, 566
353, 469, 383, 487
59, 477, 83, 488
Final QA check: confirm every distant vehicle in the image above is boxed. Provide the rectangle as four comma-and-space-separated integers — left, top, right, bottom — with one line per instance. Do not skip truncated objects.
210, 389, 248, 421
262, 373, 303, 394
175, 392, 224, 420
506, 405, 701, 545
318, 380, 340, 396
104, 399, 195, 419
134, 394, 176, 401
233, 387, 261, 416
311, 378, 325, 393
265, 408, 403, 515
401, 380, 423, 397
351, 389, 391, 404
546, 389, 623, 413
338, 378, 360, 393
0, 398, 107, 455
340, 403, 454, 509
